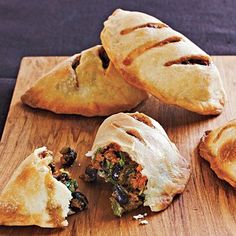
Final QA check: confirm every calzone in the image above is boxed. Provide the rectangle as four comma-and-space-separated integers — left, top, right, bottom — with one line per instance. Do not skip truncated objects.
21, 45, 147, 116
199, 120, 236, 187
85, 112, 190, 216
101, 9, 226, 115
0, 147, 87, 228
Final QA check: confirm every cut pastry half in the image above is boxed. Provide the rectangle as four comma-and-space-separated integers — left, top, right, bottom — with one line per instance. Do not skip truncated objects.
199, 120, 236, 187
101, 9, 226, 115
21, 45, 148, 116
0, 147, 87, 228
85, 112, 190, 216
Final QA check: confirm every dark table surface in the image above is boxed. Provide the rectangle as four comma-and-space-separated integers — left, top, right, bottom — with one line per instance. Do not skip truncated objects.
0, 0, 236, 136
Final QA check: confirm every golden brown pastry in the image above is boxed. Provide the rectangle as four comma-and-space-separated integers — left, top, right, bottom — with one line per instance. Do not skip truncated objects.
21, 45, 148, 116
0, 147, 73, 227
199, 120, 236, 187
101, 9, 226, 115
85, 112, 190, 216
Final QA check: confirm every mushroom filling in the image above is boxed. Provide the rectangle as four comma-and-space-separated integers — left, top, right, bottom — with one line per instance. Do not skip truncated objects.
85, 143, 147, 217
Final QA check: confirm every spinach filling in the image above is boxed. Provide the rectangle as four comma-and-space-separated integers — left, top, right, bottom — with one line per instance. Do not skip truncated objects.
89, 143, 147, 217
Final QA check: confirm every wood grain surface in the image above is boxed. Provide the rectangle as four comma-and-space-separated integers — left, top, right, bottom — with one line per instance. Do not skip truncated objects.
0, 56, 235, 236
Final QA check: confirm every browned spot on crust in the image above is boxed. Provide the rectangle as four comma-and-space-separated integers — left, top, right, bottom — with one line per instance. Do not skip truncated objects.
164, 55, 210, 66
0, 201, 20, 223
123, 36, 182, 66
16, 166, 38, 185
120, 22, 167, 35
219, 139, 236, 163
45, 174, 64, 227
126, 129, 145, 143
130, 113, 154, 128
213, 124, 236, 143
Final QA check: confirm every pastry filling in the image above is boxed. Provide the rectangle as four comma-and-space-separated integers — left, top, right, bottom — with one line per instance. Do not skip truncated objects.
84, 143, 147, 217
55, 170, 88, 214
40, 149, 88, 215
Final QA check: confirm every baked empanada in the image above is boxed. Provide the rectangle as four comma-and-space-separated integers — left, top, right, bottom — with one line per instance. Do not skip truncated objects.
0, 147, 87, 228
85, 112, 190, 216
21, 45, 147, 116
101, 9, 226, 115
199, 120, 236, 187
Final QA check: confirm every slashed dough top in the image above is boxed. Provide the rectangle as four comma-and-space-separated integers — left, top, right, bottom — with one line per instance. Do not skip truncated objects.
101, 9, 226, 115
88, 112, 190, 211
21, 45, 148, 117
0, 147, 72, 228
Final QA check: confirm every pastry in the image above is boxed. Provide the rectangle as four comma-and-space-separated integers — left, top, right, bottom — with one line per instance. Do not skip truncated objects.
101, 9, 226, 115
85, 112, 190, 216
199, 120, 236, 187
0, 147, 88, 227
21, 45, 148, 116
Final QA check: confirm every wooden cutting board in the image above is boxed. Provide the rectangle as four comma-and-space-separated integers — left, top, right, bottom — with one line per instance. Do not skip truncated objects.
0, 56, 235, 236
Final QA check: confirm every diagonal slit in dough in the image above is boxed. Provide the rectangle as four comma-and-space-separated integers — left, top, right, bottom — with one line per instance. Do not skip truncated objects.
71, 55, 81, 88
98, 47, 110, 69
129, 113, 155, 128
123, 36, 182, 66
120, 22, 167, 35
71, 55, 81, 70
112, 122, 146, 144
164, 55, 210, 66
125, 129, 146, 144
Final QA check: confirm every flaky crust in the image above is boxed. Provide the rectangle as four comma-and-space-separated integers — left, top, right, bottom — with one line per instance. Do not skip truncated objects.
0, 147, 72, 228
101, 9, 226, 115
199, 120, 236, 187
21, 45, 148, 116
88, 112, 190, 212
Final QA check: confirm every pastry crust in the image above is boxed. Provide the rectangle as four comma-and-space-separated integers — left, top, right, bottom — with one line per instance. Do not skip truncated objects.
21, 45, 148, 116
199, 120, 236, 187
87, 112, 190, 212
101, 9, 226, 115
0, 147, 72, 228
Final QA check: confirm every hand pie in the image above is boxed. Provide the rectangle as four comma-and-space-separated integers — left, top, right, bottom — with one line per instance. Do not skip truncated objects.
21, 45, 148, 116
101, 9, 226, 115
199, 120, 236, 187
85, 112, 190, 216
0, 147, 87, 228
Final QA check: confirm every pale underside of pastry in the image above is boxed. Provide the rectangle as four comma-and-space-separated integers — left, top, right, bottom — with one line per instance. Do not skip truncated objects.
101, 9, 226, 115
88, 112, 190, 212
199, 120, 236, 187
21, 45, 148, 116
0, 147, 72, 228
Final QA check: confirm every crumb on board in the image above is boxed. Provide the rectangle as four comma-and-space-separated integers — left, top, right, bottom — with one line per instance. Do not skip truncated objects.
133, 214, 145, 220
139, 220, 149, 225
133, 213, 147, 220
85, 151, 93, 157
133, 213, 148, 225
